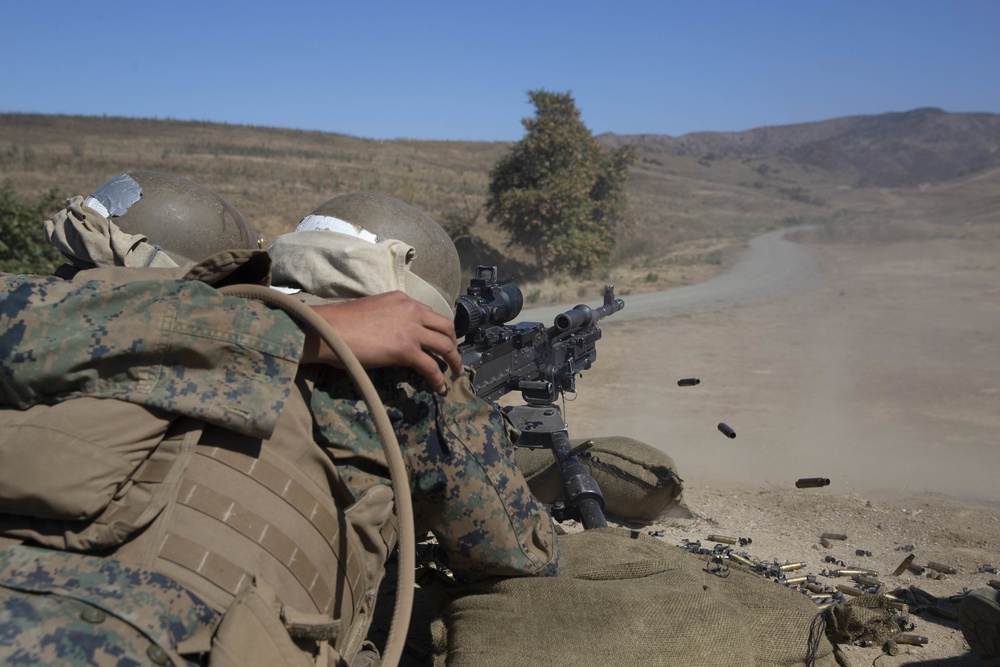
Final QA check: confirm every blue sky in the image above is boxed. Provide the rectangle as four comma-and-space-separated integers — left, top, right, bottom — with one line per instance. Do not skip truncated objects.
4, 1, 998, 141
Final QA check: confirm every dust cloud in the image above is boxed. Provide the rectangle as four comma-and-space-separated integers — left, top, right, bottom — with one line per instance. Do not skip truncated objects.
558, 236, 1000, 503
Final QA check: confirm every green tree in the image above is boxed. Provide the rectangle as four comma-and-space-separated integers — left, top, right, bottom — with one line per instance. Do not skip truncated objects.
486, 90, 636, 275
0, 182, 65, 275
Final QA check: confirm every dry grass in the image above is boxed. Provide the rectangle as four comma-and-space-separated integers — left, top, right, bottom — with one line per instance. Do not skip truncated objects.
2, 113, 998, 300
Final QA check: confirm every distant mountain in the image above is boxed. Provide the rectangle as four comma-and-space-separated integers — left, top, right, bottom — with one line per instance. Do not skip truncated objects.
600, 108, 1000, 187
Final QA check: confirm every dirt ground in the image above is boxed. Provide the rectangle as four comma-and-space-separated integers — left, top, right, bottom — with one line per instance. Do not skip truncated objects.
554, 233, 1000, 665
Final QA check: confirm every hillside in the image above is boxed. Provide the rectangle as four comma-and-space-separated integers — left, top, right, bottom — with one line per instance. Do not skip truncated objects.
2, 110, 999, 300
600, 107, 1000, 187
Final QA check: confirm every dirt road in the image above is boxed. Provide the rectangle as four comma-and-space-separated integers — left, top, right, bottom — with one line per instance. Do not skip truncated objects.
528, 229, 1000, 503
523, 229, 1000, 664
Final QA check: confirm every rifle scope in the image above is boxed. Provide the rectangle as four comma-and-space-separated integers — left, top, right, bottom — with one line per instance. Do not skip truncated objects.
454, 265, 523, 338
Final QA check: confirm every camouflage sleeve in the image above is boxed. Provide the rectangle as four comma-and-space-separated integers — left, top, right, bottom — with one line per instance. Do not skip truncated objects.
0, 274, 305, 439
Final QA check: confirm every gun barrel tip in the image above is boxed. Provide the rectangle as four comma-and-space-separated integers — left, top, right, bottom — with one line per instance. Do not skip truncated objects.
718, 423, 736, 439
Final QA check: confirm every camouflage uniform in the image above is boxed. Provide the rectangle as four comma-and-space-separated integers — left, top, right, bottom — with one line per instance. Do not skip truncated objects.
0, 253, 562, 665
312, 365, 562, 578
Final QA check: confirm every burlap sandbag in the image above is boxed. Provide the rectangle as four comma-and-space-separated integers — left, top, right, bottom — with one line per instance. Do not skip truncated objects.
432, 528, 836, 667
515, 436, 692, 521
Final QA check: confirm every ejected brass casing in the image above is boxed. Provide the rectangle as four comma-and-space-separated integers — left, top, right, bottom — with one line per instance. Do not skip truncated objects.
853, 574, 881, 587
885, 600, 910, 612
892, 554, 916, 576
884, 640, 899, 656
821, 533, 847, 541
707, 534, 738, 545
835, 568, 877, 577
927, 561, 958, 574
779, 562, 807, 572
795, 477, 831, 488
819, 537, 833, 549
727, 552, 757, 568
896, 634, 928, 646
784, 575, 810, 585
718, 423, 736, 439
567, 440, 596, 458
836, 584, 862, 596
677, 378, 701, 387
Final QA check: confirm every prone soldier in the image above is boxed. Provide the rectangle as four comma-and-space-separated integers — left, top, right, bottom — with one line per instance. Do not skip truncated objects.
0, 172, 562, 666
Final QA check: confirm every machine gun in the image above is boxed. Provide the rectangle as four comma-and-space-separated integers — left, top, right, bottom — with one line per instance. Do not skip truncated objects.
455, 266, 625, 529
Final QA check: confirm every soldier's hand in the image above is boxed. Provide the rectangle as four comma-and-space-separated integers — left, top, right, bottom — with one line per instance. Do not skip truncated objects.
302, 291, 462, 394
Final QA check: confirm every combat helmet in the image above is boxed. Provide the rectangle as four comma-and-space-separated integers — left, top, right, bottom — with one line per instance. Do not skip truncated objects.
84, 171, 261, 264
300, 192, 461, 305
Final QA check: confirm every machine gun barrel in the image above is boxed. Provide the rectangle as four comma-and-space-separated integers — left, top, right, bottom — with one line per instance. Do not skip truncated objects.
553, 285, 625, 334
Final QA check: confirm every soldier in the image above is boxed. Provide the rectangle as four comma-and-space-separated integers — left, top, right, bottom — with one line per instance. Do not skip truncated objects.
267, 191, 563, 581
0, 172, 561, 666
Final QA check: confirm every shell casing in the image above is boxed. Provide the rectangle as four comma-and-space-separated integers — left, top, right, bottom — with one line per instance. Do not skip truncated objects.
836, 585, 862, 596
727, 552, 758, 568
718, 423, 736, 439
804, 583, 829, 594
779, 562, 807, 572
795, 477, 831, 488
892, 554, 916, 576
677, 378, 701, 387
784, 574, 814, 584
836, 568, 877, 577
896, 634, 928, 646
819, 537, 833, 549
926, 561, 958, 574
909, 585, 938, 604
707, 534, 738, 545
884, 640, 899, 656
853, 574, 881, 587
821, 532, 847, 541
885, 601, 910, 612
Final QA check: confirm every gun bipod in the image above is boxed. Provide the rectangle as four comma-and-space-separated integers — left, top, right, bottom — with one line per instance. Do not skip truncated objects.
504, 403, 608, 530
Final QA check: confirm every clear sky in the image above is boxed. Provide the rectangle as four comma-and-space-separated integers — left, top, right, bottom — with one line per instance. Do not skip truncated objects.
4, 1, 998, 142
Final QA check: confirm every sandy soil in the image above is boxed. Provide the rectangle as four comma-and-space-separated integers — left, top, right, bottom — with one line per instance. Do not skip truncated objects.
555, 233, 1000, 665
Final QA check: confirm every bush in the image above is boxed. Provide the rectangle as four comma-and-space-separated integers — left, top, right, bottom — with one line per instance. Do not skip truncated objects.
0, 182, 66, 274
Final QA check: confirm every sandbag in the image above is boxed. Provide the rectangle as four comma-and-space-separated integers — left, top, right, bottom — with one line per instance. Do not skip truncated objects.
515, 436, 692, 521
432, 528, 836, 667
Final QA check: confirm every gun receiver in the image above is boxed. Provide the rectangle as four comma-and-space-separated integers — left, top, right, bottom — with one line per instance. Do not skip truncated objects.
455, 266, 625, 529
456, 265, 625, 405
